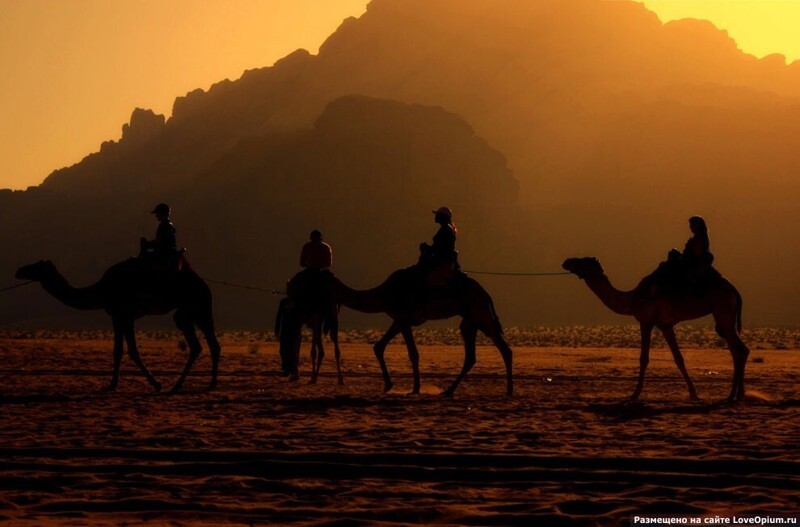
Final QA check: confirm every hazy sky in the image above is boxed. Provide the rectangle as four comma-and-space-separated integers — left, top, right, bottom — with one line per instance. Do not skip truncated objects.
1, 0, 799, 191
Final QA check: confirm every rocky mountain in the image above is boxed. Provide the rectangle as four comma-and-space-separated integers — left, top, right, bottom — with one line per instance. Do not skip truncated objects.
4, 0, 800, 327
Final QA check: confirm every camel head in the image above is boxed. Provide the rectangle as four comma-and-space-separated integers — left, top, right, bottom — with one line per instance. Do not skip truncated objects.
562, 257, 604, 280
15, 260, 57, 282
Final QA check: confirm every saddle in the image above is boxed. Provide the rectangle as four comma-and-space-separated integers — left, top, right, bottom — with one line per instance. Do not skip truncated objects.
129, 249, 187, 299
638, 251, 721, 298
287, 268, 335, 310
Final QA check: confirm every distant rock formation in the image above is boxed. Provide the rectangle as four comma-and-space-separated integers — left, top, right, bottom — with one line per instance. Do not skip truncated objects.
4, 0, 800, 327
121, 108, 165, 146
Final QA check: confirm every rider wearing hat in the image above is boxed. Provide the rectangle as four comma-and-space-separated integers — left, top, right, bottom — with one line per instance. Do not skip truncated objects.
420, 206, 459, 274
140, 203, 177, 261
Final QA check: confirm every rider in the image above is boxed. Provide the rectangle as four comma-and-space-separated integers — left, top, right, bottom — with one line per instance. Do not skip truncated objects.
418, 206, 460, 287
683, 216, 713, 266
291, 229, 333, 303
644, 215, 715, 296
300, 229, 332, 271
140, 203, 177, 264
420, 207, 458, 267
682, 216, 714, 287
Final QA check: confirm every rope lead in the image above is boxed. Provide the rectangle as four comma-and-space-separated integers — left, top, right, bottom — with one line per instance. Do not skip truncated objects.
0, 281, 34, 294
461, 269, 571, 276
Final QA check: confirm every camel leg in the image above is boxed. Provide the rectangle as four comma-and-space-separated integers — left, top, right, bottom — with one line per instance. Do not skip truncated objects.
196, 314, 221, 390
331, 317, 344, 385
104, 317, 125, 391
170, 309, 203, 394
401, 327, 421, 395
659, 325, 698, 401
630, 323, 652, 401
487, 327, 513, 397
289, 328, 302, 383
310, 326, 325, 385
308, 337, 318, 384
374, 323, 401, 393
716, 320, 749, 402
123, 321, 162, 392
443, 320, 478, 398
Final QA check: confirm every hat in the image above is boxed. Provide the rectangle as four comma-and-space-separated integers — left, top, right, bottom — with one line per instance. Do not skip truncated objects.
151, 203, 170, 214
432, 206, 452, 219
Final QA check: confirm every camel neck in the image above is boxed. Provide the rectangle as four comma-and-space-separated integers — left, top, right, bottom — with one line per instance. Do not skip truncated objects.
333, 280, 387, 314
585, 274, 635, 316
40, 270, 104, 310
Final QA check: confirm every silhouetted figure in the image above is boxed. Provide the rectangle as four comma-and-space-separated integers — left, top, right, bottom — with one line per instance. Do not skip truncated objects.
15, 258, 221, 393
563, 256, 748, 401
645, 216, 719, 297
418, 206, 462, 288
683, 216, 713, 264
140, 203, 178, 263
282, 230, 341, 383
300, 229, 332, 270
420, 207, 458, 265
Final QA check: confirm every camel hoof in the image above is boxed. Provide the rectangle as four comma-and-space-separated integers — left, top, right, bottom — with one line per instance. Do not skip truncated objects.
338, 378, 345, 386
152, 381, 162, 393
689, 393, 700, 402
308, 378, 318, 385
289, 374, 300, 383
383, 382, 394, 393
102, 383, 117, 392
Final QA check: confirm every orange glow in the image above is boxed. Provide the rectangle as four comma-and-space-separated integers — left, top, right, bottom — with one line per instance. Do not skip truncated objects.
0, 0, 368, 190
640, 1, 800, 62
3, 1, 800, 190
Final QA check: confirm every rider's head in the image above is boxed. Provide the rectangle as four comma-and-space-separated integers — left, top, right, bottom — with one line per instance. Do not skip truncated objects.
310, 229, 323, 242
432, 206, 453, 225
151, 203, 170, 221
688, 216, 707, 234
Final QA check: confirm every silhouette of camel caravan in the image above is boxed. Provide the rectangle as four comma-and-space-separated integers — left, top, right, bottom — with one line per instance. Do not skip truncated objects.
562, 257, 748, 402
277, 266, 513, 397
15, 256, 221, 393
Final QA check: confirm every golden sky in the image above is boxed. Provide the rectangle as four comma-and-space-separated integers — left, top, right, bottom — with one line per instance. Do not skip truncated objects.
640, 1, 800, 60
1, 0, 799, 190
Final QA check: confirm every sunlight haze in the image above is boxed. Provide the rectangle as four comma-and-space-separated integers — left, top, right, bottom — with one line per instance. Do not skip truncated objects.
640, 1, 800, 61
0, 0, 369, 190
1, 0, 799, 190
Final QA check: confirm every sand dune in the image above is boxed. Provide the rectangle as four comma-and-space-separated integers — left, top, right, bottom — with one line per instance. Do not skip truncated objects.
0, 334, 798, 525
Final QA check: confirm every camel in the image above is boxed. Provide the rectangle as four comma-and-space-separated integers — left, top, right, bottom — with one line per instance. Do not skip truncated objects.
15, 258, 221, 393
275, 296, 343, 385
562, 257, 748, 401
280, 268, 513, 396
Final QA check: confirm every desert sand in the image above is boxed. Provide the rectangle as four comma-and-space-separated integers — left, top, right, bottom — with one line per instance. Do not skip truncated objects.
0, 331, 798, 526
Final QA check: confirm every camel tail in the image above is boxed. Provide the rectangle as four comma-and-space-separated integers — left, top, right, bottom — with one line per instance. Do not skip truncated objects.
735, 287, 743, 334
488, 297, 503, 336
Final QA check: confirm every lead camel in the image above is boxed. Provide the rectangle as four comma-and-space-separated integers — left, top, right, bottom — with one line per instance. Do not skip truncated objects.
562, 257, 748, 401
